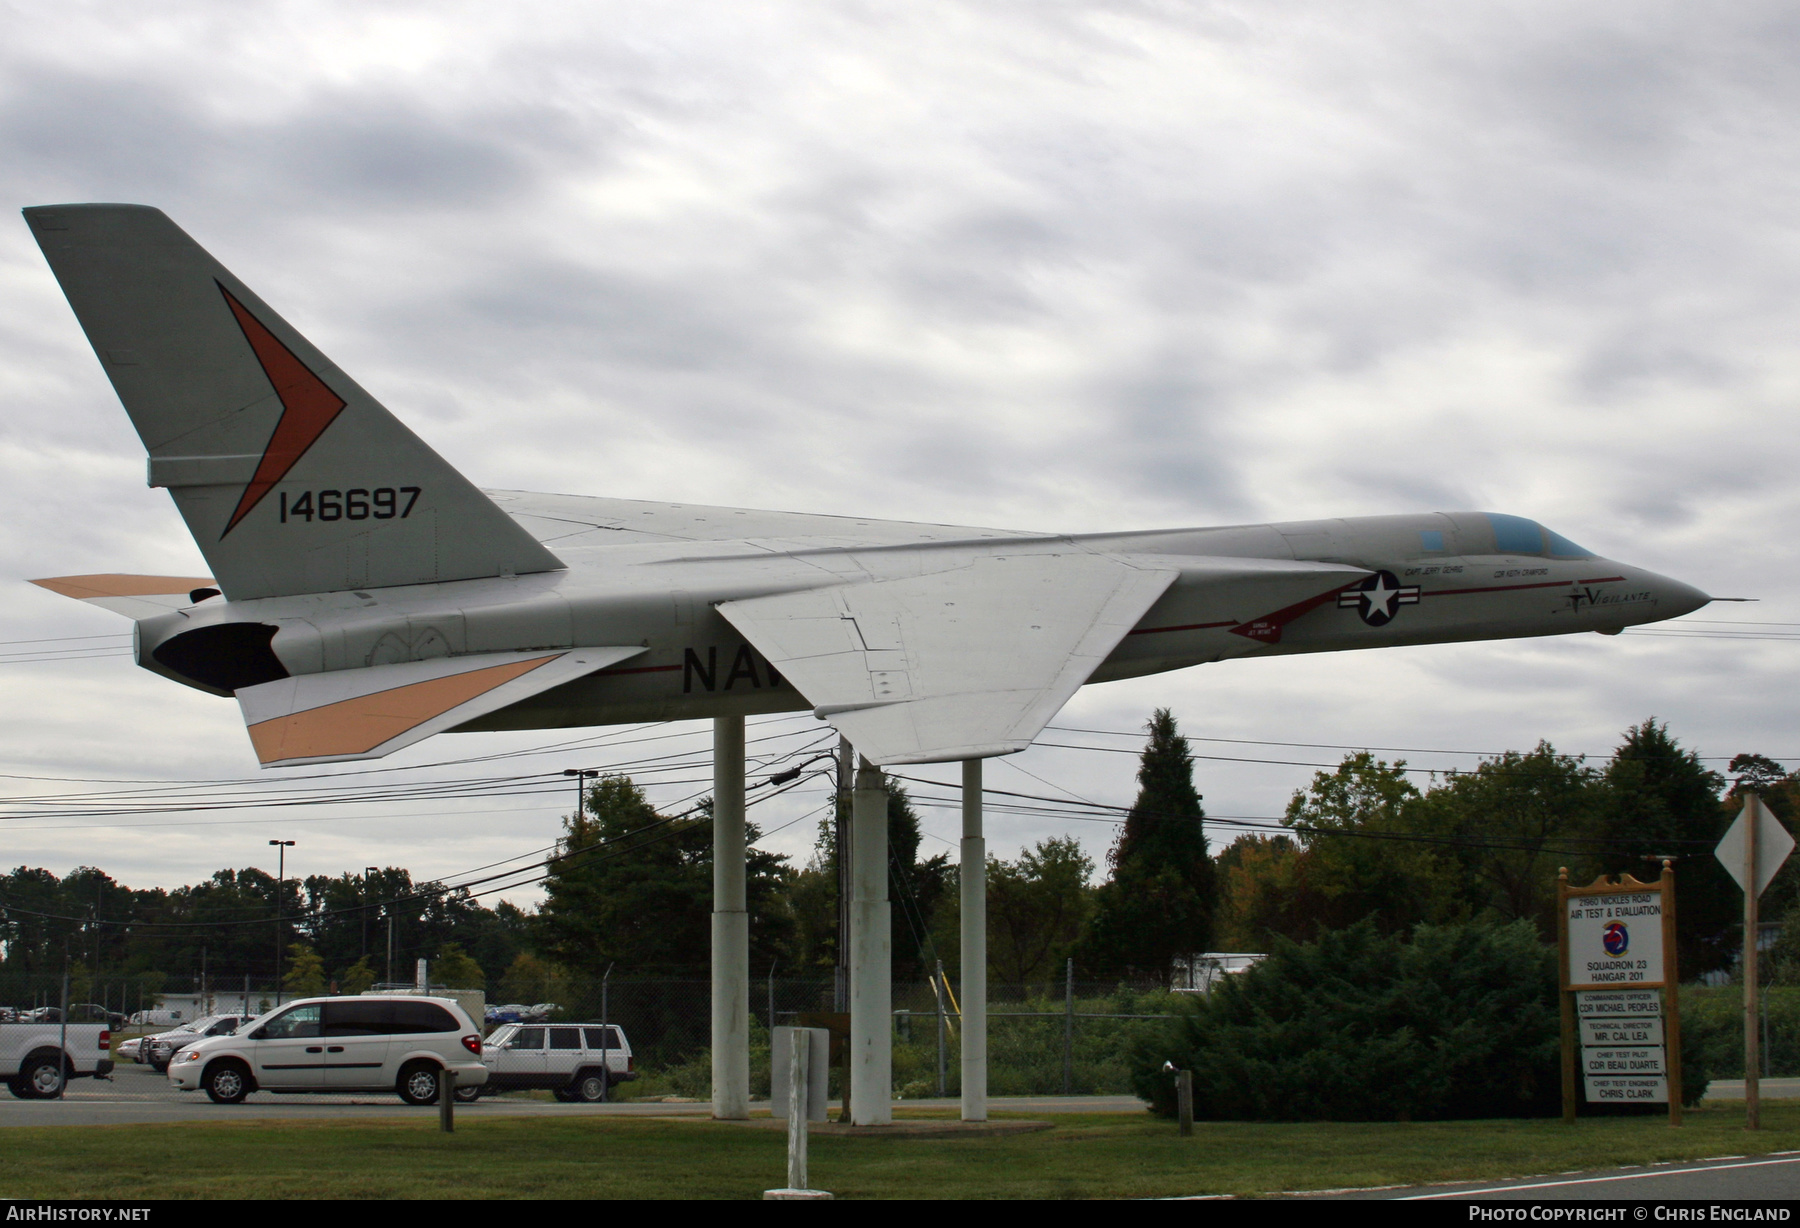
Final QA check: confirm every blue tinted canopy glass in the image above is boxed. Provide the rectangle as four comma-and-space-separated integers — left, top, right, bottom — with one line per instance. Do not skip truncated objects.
1544, 528, 1592, 558
1485, 513, 1593, 558
1487, 513, 1543, 554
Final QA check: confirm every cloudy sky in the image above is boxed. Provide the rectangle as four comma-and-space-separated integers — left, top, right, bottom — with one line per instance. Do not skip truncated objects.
1, 1, 1796, 912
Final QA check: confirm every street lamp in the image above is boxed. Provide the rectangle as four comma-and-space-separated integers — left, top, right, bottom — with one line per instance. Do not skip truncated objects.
362, 866, 380, 961
270, 840, 294, 1006
563, 769, 599, 823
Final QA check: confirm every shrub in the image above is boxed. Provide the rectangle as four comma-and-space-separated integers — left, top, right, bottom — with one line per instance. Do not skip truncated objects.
1132, 919, 1566, 1121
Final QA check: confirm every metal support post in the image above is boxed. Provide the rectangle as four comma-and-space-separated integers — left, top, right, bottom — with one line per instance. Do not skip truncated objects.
712, 715, 750, 1119
439, 1067, 455, 1132
1177, 1069, 1194, 1136
959, 758, 987, 1122
849, 757, 891, 1125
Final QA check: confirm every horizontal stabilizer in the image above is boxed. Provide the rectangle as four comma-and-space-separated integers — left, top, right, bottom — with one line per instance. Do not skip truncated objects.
31, 573, 217, 618
236, 647, 643, 767
718, 554, 1178, 764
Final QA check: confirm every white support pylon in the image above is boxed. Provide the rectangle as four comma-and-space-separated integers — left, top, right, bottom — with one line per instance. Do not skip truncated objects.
960, 758, 987, 1122
849, 757, 892, 1125
711, 714, 749, 1119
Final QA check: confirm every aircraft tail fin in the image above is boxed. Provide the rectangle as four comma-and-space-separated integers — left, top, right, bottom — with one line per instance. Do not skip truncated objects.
24, 204, 564, 600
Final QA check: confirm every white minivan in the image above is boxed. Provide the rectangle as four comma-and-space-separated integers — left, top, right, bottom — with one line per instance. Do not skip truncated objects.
168, 995, 487, 1105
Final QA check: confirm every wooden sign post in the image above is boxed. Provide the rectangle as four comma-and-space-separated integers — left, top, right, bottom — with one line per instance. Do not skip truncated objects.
1558, 861, 1682, 1126
1714, 792, 1795, 1132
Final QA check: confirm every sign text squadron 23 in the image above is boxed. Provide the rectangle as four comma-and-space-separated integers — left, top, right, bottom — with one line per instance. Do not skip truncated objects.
1557, 863, 1683, 1123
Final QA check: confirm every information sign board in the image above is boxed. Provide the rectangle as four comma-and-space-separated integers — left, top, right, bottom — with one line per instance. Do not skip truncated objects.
1582, 1047, 1665, 1076
1565, 892, 1665, 988
1584, 1075, 1668, 1104
1578, 1016, 1663, 1047
1557, 865, 1681, 1125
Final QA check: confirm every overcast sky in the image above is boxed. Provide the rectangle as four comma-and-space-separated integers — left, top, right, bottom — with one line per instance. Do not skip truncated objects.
1, 1, 1797, 915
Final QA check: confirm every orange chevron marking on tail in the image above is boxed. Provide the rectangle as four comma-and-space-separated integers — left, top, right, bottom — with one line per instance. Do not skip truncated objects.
218, 284, 347, 537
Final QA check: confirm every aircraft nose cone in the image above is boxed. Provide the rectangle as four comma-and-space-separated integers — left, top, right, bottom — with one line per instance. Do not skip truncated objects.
1650, 572, 1711, 620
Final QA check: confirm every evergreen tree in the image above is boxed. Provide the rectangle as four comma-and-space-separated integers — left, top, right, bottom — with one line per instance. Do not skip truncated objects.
1076, 710, 1215, 982
1598, 720, 1732, 979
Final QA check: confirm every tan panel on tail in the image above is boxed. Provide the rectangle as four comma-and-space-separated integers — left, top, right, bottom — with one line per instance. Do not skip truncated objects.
31, 574, 214, 599
247, 654, 559, 763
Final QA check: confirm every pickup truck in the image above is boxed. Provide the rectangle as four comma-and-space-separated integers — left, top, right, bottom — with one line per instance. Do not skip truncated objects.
479, 1022, 636, 1102
1, 1020, 113, 1098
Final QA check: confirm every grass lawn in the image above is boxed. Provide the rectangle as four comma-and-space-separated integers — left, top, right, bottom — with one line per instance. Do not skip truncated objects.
3, 1102, 1796, 1200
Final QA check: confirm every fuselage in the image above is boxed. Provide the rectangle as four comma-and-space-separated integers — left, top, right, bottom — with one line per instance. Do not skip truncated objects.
130, 501, 1708, 733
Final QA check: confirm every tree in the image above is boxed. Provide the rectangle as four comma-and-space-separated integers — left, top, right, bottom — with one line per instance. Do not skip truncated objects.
338, 956, 378, 996
534, 775, 794, 973
1280, 753, 1454, 936
1076, 710, 1216, 983
432, 944, 487, 989
1406, 743, 1605, 936
1597, 720, 1732, 979
986, 838, 1093, 983
497, 952, 562, 1004
1730, 753, 1789, 796
281, 943, 326, 997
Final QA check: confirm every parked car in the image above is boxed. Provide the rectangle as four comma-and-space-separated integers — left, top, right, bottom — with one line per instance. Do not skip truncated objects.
483, 1003, 556, 1025
128, 1010, 187, 1028
167, 995, 487, 1105
2, 1018, 113, 1098
144, 1015, 256, 1070
115, 1035, 144, 1063
478, 1022, 635, 1102
67, 1004, 127, 1030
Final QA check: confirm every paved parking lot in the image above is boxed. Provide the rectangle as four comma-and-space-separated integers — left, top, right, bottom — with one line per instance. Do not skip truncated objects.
0, 1060, 1145, 1126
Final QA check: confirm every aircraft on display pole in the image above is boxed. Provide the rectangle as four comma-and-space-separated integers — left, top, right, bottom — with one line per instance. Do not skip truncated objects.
21, 205, 1713, 771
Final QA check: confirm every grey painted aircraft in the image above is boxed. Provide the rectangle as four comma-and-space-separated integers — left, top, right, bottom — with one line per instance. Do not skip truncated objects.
23, 205, 1712, 769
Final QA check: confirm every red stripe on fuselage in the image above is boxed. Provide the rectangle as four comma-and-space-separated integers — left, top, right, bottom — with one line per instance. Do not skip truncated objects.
1128, 620, 1238, 636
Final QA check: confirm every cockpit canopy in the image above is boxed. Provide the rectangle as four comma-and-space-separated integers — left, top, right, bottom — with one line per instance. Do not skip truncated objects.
1485, 513, 1593, 559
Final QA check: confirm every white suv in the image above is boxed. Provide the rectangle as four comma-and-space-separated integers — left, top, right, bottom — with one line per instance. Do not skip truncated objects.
168, 995, 487, 1105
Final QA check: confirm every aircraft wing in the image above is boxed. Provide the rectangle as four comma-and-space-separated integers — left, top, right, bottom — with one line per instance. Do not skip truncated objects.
236, 647, 644, 767
716, 554, 1179, 764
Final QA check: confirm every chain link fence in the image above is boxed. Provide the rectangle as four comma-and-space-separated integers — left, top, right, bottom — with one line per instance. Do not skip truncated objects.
2, 969, 1192, 1099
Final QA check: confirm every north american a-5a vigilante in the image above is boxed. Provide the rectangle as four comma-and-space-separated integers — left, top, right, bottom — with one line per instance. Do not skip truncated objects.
22, 205, 1711, 769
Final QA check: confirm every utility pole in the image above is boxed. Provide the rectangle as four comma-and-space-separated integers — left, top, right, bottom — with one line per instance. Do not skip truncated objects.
269, 840, 294, 1005
363, 866, 379, 960
835, 737, 852, 1013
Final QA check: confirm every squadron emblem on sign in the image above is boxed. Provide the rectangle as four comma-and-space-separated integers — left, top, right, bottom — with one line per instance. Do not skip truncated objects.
1338, 570, 1422, 627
